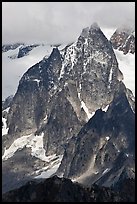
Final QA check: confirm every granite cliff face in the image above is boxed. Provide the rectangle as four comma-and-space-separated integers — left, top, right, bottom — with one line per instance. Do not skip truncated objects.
2, 23, 135, 195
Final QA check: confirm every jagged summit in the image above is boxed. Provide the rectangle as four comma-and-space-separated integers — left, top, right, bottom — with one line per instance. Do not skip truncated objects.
80, 27, 90, 38
80, 22, 101, 37
110, 26, 135, 54
90, 22, 100, 30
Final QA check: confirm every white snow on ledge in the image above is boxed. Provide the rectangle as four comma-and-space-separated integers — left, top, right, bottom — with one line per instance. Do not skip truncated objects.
2, 107, 10, 136
108, 67, 113, 82
35, 155, 63, 179
3, 107, 10, 113
106, 136, 110, 141
126, 153, 129, 157
102, 168, 110, 175
77, 88, 95, 120
81, 101, 95, 119
2, 132, 57, 162
2, 117, 9, 136
32, 79, 41, 86
2, 134, 33, 160
102, 104, 109, 112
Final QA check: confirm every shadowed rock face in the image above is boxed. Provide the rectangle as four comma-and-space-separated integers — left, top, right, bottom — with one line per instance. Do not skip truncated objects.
57, 84, 135, 187
110, 27, 135, 54
2, 176, 135, 202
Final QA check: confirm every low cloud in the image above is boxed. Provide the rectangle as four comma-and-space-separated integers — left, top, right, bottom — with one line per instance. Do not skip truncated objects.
2, 2, 135, 44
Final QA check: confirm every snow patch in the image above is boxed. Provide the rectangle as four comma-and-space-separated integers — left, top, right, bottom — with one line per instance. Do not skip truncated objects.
102, 168, 110, 175
32, 79, 41, 86
102, 104, 109, 112
26, 132, 49, 162
78, 88, 95, 120
33, 79, 40, 83
114, 50, 135, 96
59, 63, 65, 80
101, 28, 115, 40
78, 92, 81, 100
43, 115, 48, 122
108, 67, 113, 82
2, 117, 9, 136
81, 101, 95, 119
126, 153, 129, 157
35, 155, 63, 179
3, 107, 10, 113
58, 44, 68, 50
94, 171, 99, 174
106, 136, 110, 141
2, 134, 33, 160
79, 83, 82, 90
2, 132, 57, 162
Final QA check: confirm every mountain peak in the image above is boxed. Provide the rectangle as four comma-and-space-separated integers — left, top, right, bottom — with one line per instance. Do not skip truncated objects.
80, 22, 100, 38
49, 47, 61, 59
80, 27, 90, 38
110, 26, 135, 54
90, 22, 100, 30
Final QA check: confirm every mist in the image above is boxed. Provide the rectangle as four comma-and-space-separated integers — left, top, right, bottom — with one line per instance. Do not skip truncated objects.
2, 2, 135, 44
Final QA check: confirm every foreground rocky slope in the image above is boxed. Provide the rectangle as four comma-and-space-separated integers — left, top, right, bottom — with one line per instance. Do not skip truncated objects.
2, 176, 135, 202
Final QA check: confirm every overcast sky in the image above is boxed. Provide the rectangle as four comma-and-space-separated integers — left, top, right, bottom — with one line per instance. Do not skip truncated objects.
2, 2, 135, 44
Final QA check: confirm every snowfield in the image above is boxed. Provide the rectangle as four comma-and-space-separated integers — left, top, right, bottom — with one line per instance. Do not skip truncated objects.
102, 27, 135, 96
2, 44, 67, 100
35, 155, 63, 179
114, 50, 135, 96
2, 45, 53, 100
2, 132, 59, 163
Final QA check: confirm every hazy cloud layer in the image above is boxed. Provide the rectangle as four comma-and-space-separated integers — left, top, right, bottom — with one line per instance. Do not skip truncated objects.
2, 2, 135, 44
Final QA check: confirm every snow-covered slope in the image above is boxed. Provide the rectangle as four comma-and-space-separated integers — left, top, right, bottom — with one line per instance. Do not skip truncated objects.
98, 28, 135, 96
114, 50, 135, 96
2, 44, 67, 100
2, 107, 10, 136
2, 45, 52, 100
2, 130, 63, 178
102, 28, 115, 39
105, 27, 135, 96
